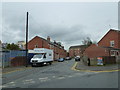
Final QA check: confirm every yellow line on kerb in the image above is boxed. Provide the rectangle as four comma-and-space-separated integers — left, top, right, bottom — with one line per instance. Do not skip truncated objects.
71, 62, 120, 72
2, 67, 32, 74
71, 62, 78, 71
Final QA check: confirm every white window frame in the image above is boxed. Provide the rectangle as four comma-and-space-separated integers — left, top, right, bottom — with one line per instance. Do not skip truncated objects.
110, 41, 115, 47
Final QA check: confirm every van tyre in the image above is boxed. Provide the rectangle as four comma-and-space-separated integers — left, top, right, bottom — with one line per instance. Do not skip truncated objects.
49, 62, 52, 65
39, 63, 43, 67
31, 64, 34, 67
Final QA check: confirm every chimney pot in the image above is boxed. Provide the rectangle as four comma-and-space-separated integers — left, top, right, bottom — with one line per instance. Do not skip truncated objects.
47, 36, 50, 42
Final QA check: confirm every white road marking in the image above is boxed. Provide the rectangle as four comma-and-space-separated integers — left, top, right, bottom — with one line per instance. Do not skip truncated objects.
39, 77, 50, 82
68, 75, 73, 78
25, 79, 33, 82
9, 81, 15, 84
58, 76, 65, 80
0, 85, 7, 88
52, 76, 56, 78
23, 79, 35, 84
39, 77, 48, 80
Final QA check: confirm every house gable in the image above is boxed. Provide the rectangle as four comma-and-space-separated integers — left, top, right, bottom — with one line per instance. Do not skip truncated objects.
98, 29, 120, 49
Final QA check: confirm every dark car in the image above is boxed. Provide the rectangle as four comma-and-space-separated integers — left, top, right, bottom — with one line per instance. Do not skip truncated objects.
75, 56, 80, 61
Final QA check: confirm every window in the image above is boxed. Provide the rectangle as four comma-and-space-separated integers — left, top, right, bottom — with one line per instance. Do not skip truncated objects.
110, 41, 115, 47
35, 44, 38, 48
110, 51, 115, 56
33, 54, 42, 58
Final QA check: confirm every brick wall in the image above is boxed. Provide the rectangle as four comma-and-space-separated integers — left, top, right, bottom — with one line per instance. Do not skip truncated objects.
69, 47, 87, 57
27, 36, 67, 60
98, 30, 120, 49
28, 36, 43, 49
84, 44, 109, 58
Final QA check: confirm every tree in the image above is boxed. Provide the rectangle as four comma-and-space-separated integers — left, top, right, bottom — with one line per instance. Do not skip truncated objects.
6, 43, 20, 50
82, 37, 92, 46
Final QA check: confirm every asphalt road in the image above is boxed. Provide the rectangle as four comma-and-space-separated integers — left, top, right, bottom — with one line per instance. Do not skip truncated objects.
2, 59, 118, 88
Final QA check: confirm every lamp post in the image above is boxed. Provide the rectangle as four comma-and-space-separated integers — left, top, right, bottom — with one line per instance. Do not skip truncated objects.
26, 12, 29, 67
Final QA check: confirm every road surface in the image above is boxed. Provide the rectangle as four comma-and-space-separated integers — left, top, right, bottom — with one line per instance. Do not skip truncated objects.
2, 59, 118, 88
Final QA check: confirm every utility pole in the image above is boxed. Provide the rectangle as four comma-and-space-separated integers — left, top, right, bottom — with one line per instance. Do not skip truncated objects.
26, 12, 29, 67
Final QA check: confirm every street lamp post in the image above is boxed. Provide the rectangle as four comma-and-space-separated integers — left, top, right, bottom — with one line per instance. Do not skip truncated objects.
26, 12, 29, 67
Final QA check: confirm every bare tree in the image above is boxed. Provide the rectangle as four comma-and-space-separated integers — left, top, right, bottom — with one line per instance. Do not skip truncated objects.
82, 37, 92, 46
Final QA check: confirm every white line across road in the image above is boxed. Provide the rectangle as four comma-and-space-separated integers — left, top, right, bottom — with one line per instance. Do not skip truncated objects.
57, 76, 65, 80
39, 77, 51, 82
22, 79, 36, 84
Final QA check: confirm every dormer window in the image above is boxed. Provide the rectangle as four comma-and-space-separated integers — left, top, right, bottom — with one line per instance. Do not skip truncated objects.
110, 41, 115, 47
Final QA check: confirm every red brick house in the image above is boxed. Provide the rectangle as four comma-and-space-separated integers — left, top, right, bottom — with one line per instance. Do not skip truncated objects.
84, 29, 120, 58
69, 45, 88, 58
27, 36, 67, 60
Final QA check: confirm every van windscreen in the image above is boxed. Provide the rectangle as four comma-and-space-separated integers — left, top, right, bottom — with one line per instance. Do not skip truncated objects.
33, 54, 42, 58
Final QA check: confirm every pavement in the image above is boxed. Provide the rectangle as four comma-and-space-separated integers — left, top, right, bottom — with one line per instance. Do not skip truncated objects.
2, 65, 32, 74
75, 60, 120, 72
1, 61, 58, 74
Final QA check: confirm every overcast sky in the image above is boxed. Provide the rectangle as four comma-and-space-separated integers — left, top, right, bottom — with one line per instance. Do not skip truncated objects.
2, 2, 118, 50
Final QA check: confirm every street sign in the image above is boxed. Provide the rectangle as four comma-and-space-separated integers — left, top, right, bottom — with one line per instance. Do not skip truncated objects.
97, 57, 103, 65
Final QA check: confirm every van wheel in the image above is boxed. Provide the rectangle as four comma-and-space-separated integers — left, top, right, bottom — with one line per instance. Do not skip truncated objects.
49, 62, 52, 65
31, 64, 34, 67
39, 63, 43, 67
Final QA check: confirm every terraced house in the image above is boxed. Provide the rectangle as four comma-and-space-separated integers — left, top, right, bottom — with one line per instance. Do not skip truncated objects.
84, 29, 120, 58
69, 45, 88, 58
27, 36, 67, 60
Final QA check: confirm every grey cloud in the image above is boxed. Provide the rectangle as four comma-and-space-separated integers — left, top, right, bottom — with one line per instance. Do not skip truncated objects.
28, 20, 89, 44
2, 17, 26, 43
2, 14, 89, 46
2, 2, 118, 50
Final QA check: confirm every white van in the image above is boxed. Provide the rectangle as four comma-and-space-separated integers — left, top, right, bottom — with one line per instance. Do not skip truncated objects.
29, 48, 53, 66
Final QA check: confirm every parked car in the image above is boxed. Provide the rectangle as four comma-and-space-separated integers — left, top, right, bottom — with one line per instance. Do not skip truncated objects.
58, 58, 64, 62
65, 57, 71, 60
75, 56, 80, 61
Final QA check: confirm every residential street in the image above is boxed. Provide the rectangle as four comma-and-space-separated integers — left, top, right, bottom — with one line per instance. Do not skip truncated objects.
2, 59, 118, 88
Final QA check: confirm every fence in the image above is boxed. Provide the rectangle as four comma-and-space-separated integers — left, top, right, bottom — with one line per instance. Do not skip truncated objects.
82, 55, 117, 66
102, 56, 116, 64
1, 51, 10, 68
0, 50, 27, 68
11, 56, 26, 67
116, 56, 120, 63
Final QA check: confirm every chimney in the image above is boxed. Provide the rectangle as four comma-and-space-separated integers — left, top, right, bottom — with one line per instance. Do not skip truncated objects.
47, 36, 50, 42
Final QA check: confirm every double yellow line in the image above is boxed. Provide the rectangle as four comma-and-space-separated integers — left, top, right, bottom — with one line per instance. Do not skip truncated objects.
71, 62, 120, 72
